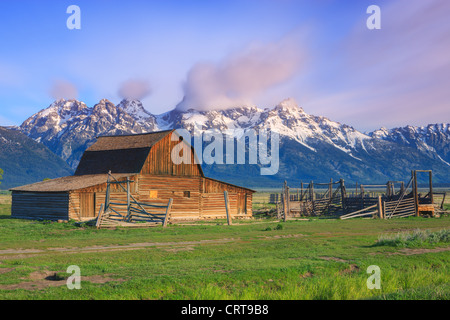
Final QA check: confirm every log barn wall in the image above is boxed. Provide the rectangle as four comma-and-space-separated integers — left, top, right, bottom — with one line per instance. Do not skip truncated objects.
138, 175, 201, 220
12, 192, 69, 220
141, 133, 202, 177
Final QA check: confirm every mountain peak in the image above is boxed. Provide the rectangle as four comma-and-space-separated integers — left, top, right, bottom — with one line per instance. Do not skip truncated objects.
97, 98, 114, 105
40, 99, 88, 118
276, 98, 302, 111
118, 98, 144, 111
117, 99, 155, 124
370, 127, 389, 139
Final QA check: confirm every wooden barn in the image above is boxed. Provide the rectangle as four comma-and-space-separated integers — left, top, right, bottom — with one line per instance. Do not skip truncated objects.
10, 129, 255, 222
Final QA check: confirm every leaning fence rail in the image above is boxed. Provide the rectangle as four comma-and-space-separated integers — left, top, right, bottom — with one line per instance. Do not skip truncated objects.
96, 172, 173, 229
340, 204, 378, 220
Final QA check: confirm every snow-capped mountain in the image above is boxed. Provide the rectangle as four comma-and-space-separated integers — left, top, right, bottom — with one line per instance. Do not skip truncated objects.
370, 124, 450, 166
116, 99, 158, 132
16, 98, 450, 186
20, 99, 152, 169
157, 98, 370, 158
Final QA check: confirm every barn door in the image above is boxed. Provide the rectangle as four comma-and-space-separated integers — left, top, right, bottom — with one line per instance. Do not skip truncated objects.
237, 193, 247, 214
80, 193, 95, 218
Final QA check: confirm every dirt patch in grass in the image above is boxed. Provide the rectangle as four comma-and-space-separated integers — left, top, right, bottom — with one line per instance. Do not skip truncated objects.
0, 249, 43, 255
213, 269, 233, 273
395, 247, 450, 256
0, 269, 126, 291
0, 254, 45, 261
0, 268, 15, 275
0, 238, 237, 260
370, 246, 450, 257
163, 246, 195, 253
319, 256, 348, 263
28, 270, 60, 281
339, 264, 360, 275
259, 234, 307, 240
299, 271, 313, 279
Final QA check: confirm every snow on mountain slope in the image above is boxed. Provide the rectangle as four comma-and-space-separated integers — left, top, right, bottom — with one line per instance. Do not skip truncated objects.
20, 99, 151, 169
117, 99, 158, 131
20, 97, 373, 169
156, 98, 370, 158
371, 123, 450, 166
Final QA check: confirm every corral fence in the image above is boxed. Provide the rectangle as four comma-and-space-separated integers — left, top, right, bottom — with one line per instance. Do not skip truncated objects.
96, 172, 173, 229
273, 170, 443, 220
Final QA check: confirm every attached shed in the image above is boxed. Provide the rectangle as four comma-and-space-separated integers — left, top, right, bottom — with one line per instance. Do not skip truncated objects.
11, 129, 255, 222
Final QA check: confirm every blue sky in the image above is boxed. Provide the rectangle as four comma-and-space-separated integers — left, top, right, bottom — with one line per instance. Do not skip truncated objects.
0, 0, 449, 131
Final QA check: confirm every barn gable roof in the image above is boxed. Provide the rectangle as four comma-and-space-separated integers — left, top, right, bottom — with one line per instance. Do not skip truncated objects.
10, 173, 131, 192
74, 129, 176, 176
86, 129, 173, 152
74, 147, 150, 175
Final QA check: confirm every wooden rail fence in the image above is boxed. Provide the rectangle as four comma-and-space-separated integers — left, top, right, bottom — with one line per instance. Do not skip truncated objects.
275, 170, 439, 220
96, 172, 173, 229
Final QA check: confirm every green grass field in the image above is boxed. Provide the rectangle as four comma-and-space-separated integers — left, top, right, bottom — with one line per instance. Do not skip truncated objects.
0, 194, 449, 300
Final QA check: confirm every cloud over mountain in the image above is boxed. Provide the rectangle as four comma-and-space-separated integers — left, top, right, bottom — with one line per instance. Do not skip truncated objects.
49, 79, 78, 100
118, 79, 152, 100
176, 33, 306, 111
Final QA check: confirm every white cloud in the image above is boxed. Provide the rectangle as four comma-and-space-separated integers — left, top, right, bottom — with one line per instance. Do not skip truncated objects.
49, 79, 78, 100
118, 79, 152, 100
176, 32, 307, 111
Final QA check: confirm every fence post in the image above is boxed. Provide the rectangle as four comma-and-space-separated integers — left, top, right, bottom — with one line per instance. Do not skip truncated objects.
95, 204, 104, 229
300, 181, 304, 201
162, 198, 173, 228
361, 185, 365, 210
413, 170, 419, 217
276, 201, 280, 218
340, 179, 346, 212
329, 179, 333, 202
126, 177, 131, 220
429, 171, 433, 205
105, 172, 111, 211
377, 195, 383, 219
285, 186, 289, 222
224, 191, 232, 225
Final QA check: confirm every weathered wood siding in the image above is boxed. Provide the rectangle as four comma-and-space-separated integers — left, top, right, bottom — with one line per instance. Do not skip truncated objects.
14, 174, 253, 222
141, 133, 202, 176
202, 177, 248, 194
202, 177, 253, 216
68, 175, 138, 220
201, 193, 252, 218
138, 175, 201, 220
68, 192, 81, 220
246, 194, 253, 216
137, 175, 253, 220
201, 193, 236, 218
12, 192, 69, 221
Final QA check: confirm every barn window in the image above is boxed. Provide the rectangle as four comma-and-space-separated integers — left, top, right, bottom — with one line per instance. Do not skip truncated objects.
184, 191, 190, 198
149, 190, 158, 199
